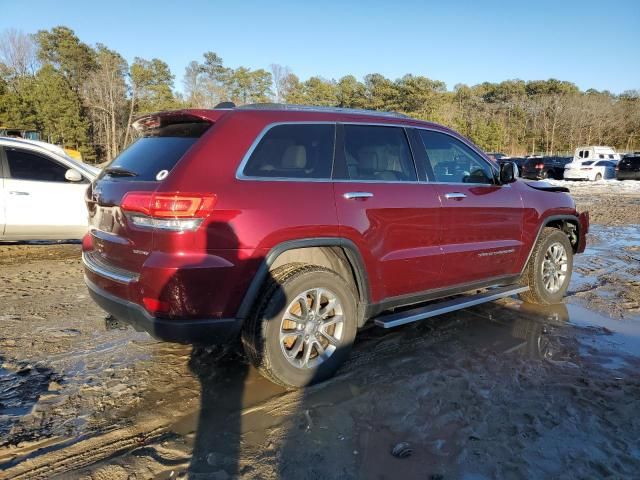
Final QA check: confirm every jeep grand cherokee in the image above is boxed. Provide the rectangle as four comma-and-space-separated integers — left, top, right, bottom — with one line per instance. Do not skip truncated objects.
83, 104, 589, 387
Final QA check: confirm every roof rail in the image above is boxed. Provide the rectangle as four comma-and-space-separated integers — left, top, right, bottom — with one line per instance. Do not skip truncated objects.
235, 103, 409, 119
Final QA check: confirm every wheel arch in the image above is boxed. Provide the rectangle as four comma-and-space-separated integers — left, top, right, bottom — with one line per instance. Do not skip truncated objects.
236, 238, 370, 325
521, 214, 581, 275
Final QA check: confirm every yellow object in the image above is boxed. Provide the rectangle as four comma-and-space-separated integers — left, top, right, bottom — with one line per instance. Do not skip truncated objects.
64, 147, 83, 161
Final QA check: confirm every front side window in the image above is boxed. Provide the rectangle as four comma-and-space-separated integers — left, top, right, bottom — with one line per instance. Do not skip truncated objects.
243, 124, 335, 179
6, 148, 70, 182
418, 130, 494, 184
342, 125, 417, 181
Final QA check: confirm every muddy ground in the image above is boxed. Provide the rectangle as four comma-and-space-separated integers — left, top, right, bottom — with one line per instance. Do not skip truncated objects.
1, 188, 640, 479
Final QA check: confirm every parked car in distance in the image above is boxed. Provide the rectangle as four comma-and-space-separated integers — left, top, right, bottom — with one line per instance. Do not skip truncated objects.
0, 137, 99, 241
521, 156, 573, 180
616, 155, 640, 180
564, 159, 617, 181
82, 103, 589, 387
573, 145, 621, 163
486, 152, 510, 160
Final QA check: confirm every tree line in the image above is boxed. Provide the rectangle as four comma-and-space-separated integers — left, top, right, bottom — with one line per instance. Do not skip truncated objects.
1, 26, 638, 163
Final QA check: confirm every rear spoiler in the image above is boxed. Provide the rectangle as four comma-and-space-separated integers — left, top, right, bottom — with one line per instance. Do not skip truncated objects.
132, 109, 228, 134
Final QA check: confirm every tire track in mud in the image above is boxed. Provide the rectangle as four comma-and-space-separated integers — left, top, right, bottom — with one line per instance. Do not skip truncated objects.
0, 313, 465, 478
0, 421, 169, 479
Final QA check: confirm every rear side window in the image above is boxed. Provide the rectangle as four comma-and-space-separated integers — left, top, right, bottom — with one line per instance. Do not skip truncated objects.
105, 121, 210, 181
5, 148, 70, 183
342, 125, 417, 182
243, 124, 334, 179
418, 130, 494, 184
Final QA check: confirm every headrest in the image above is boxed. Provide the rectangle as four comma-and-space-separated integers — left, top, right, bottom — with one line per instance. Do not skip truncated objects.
359, 148, 379, 170
281, 145, 307, 169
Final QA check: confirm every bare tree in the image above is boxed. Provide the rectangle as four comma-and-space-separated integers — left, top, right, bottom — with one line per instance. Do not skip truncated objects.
0, 28, 38, 77
82, 46, 128, 161
270, 63, 292, 103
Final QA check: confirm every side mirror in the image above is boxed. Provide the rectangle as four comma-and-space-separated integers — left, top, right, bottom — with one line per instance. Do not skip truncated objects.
499, 162, 517, 184
65, 168, 83, 182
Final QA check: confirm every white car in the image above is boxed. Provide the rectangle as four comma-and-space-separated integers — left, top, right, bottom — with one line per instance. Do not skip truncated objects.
563, 159, 618, 181
0, 137, 99, 241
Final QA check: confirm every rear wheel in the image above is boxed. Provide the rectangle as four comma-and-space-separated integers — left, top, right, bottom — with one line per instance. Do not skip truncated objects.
519, 228, 573, 305
242, 264, 357, 388
595, 173, 602, 181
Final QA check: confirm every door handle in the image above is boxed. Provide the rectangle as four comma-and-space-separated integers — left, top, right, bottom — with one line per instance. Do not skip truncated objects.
9, 191, 30, 196
444, 192, 466, 200
343, 192, 374, 200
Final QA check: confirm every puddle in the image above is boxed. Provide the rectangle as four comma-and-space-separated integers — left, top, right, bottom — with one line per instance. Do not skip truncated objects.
0, 359, 60, 440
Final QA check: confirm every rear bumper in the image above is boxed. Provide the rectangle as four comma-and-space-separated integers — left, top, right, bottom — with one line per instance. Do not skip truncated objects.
563, 171, 588, 180
86, 277, 242, 344
616, 171, 640, 180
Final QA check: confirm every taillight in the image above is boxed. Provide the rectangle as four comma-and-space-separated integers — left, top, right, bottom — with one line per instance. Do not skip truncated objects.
121, 192, 216, 231
535, 163, 544, 169
142, 297, 171, 314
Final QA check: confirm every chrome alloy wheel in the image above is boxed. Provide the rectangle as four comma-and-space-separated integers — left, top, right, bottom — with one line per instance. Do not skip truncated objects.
279, 288, 344, 369
542, 242, 568, 294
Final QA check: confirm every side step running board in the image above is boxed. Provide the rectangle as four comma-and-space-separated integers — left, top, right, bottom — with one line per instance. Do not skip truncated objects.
374, 284, 529, 329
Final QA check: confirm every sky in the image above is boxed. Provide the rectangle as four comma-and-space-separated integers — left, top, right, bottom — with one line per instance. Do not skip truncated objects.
2, 0, 639, 94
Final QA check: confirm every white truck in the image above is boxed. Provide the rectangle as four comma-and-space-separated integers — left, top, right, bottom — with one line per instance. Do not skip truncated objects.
572, 146, 620, 163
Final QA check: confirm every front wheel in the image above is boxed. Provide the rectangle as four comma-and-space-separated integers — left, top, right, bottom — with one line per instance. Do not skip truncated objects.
519, 228, 573, 305
242, 264, 358, 388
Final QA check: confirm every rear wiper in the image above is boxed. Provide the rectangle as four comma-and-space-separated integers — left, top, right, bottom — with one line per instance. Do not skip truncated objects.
104, 166, 138, 177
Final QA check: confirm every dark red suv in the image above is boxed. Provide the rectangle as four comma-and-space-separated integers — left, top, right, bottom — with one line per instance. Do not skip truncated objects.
83, 104, 589, 387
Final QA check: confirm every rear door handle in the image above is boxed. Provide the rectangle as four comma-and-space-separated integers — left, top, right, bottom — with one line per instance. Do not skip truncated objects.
444, 192, 466, 199
9, 191, 30, 196
343, 192, 374, 200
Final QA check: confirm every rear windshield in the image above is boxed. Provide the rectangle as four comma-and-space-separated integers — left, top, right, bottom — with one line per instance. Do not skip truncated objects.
621, 157, 640, 167
104, 121, 210, 181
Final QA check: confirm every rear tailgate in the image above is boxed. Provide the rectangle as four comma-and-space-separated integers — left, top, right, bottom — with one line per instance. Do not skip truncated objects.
86, 114, 213, 274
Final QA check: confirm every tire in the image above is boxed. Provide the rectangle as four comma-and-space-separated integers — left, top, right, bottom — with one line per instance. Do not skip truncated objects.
595, 173, 602, 181
519, 228, 573, 305
541, 170, 549, 179
241, 263, 358, 388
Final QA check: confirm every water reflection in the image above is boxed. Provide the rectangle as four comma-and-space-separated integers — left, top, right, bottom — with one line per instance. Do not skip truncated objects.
141, 296, 640, 477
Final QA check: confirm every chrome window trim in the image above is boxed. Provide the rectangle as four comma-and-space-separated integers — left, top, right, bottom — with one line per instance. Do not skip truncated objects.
235, 120, 508, 187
